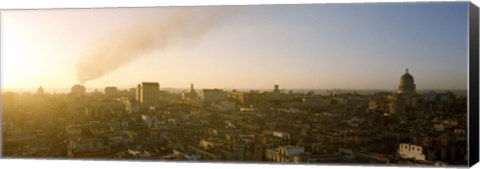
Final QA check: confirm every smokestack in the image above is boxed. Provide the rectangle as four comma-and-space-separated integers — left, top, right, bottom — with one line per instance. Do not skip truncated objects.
76, 7, 237, 84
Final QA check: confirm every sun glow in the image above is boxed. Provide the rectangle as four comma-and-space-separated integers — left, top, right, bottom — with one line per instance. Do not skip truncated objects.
1, 30, 39, 89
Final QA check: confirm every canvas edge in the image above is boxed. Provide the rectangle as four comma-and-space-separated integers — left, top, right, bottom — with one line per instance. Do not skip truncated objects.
468, 1, 479, 167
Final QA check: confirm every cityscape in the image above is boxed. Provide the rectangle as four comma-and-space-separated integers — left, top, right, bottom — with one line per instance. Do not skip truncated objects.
1, 69, 469, 166
0, 2, 471, 167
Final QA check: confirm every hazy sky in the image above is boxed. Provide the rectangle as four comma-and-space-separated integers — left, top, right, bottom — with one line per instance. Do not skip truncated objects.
1, 2, 469, 91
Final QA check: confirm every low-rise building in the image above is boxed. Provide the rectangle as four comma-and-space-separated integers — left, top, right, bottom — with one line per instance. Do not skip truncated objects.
202, 89, 227, 103
67, 138, 111, 157
397, 143, 425, 161
265, 145, 308, 163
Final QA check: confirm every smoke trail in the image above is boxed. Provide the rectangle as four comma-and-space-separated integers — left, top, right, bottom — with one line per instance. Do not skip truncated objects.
76, 7, 237, 84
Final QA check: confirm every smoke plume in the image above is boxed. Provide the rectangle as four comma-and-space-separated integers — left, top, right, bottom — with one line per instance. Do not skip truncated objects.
76, 7, 236, 84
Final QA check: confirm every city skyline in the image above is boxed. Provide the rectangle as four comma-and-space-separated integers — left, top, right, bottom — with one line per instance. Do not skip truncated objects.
1, 2, 473, 166
1, 2, 469, 90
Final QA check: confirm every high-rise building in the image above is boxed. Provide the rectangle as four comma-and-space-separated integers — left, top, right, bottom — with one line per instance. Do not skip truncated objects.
186, 83, 198, 100
136, 84, 142, 101
398, 69, 416, 95
104, 86, 118, 98
183, 83, 198, 100
136, 82, 160, 108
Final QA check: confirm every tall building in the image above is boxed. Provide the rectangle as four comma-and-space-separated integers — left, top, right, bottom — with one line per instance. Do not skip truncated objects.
136, 82, 160, 108
105, 86, 118, 97
182, 83, 199, 100
398, 69, 416, 95
188, 83, 198, 100
136, 84, 142, 101
104, 86, 118, 98
272, 84, 281, 101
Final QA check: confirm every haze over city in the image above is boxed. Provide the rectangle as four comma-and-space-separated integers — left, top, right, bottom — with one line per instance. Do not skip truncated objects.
1, 2, 468, 91
1, 2, 473, 167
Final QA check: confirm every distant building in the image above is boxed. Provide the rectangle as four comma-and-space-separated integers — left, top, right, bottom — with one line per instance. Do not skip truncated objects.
67, 138, 111, 157
104, 86, 118, 98
369, 98, 390, 112
1, 92, 15, 113
37, 86, 45, 95
302, 97, 330, 108
395, 69, 421, 113
244, 90, 268, 107
141, 114, 165, 128
183, 83, 199, 100
345, 98, 366, 109
228, 91, 245, 104
272, 84, 281, 100
71, 84, 86, 96
129, 88, 137, 98
202, 89, 227, 102
398, 69, 416, 95
189, 83, 198, 99
84, 100, 124, 120
136, 82, 160, 108
265, 145, 308, 163
388, 95, 406, 114
273, 131, 291, 140
273, 84, 280, 94
123, 99, 140, 114
423, 91, 455, 103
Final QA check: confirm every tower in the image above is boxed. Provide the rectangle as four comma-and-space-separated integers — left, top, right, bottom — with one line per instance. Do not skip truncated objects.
273, 84, 280, 94
189, 83, 198, 99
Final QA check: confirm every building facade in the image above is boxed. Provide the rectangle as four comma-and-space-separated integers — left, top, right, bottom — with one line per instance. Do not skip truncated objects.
202, 89, 227, 103
71, 84, 86, 96
105, 86, 118, 98
136, 82, 160, 108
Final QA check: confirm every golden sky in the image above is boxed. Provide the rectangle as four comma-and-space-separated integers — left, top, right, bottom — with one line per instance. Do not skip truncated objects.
1, 3, 469, 91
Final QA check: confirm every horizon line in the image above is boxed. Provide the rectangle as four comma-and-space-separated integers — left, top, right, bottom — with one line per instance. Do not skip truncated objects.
1, 86, 468, 93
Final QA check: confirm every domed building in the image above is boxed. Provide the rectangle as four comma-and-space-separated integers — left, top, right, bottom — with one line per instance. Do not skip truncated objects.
398, 69, 416, 95
71, 84, 86, 96
37, 86, 45, 95
387, 68, 420, 115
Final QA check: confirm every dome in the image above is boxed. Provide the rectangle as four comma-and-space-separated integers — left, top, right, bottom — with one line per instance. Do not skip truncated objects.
398, 69, 416, 95
400, 69, 414, 84
71, 84, 86, 95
